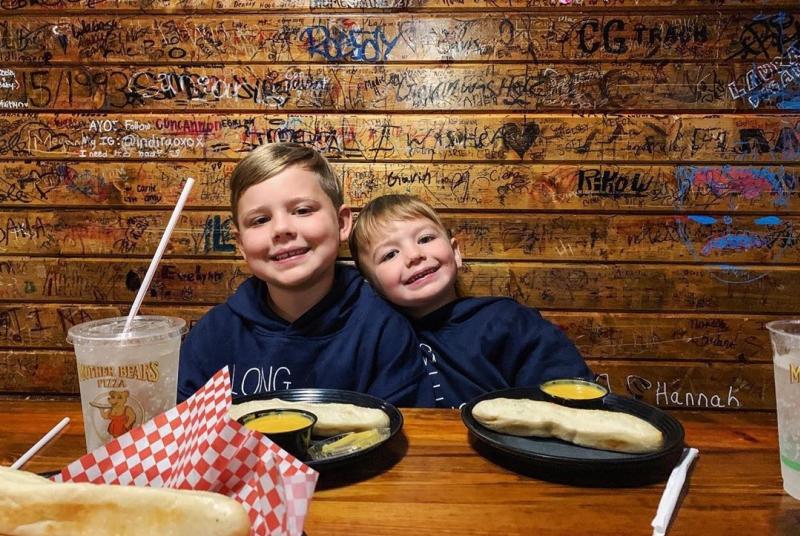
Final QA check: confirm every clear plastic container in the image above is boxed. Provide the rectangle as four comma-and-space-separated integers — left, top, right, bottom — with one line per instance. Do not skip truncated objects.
307, 428, 391, 460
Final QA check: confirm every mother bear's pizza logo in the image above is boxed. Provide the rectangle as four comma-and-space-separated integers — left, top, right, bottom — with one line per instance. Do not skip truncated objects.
89, 390, 144, 439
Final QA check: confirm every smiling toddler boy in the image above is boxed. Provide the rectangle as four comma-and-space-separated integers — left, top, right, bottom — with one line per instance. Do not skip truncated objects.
349, 194, 590, 408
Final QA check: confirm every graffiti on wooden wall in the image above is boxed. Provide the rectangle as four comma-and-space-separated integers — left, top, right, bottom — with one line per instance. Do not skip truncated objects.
1, 3, 799, 407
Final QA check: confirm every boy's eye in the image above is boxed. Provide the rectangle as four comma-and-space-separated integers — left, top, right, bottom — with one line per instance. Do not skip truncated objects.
380, 250, 398, 262
295, 206, 314, 216
251, 216, 270, 225
419, 234, 436, 244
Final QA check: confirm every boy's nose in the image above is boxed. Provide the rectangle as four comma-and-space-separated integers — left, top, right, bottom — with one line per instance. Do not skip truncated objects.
405, 248, 425, 267
270, 214, 294, 239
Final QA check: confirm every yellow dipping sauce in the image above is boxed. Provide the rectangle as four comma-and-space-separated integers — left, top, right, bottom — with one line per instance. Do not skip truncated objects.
244, 412, 313, 434
541, 381, 606, 400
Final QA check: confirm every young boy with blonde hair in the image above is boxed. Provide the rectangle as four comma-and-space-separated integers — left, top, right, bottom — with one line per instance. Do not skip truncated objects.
349, 194, 590, 408
178, 145, 432, 406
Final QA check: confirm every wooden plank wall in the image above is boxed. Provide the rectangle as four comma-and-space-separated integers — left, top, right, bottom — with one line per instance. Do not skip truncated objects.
1, 0, 798, 411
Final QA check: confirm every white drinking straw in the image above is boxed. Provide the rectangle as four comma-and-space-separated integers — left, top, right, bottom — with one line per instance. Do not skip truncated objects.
651, 447, 699, 536
10, 417, 70, 470
123, 177, 195, 333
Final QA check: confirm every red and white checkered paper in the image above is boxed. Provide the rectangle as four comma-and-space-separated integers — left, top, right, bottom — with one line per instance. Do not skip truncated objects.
52, 367, 318, 536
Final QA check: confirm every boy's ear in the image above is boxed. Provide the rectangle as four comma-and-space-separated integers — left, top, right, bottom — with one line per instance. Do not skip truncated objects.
231, 223, 247, 262
451, 237, 463, 268
337, 204, 353, 241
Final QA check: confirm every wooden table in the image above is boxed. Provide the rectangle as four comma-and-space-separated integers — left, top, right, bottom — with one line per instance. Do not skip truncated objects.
0, 400, 797, 535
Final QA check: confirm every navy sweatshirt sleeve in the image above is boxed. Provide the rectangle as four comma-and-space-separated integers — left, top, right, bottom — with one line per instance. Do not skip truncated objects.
503, 306, 591, 387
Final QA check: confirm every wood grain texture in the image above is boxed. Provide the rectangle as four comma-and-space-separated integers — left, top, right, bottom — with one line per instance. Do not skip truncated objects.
2, 13, 797, 64
2, 209, 800, 264
3, 0, 798, 13
551, 311, 774, 362
2, 161, 798, 212
0, 403, 794, 535
2, 257, 800, 313
1, 112, 798, 162
0, 63, 748, 112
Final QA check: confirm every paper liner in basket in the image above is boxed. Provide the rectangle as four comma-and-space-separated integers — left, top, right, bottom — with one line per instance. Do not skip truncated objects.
53, 367, 319, 536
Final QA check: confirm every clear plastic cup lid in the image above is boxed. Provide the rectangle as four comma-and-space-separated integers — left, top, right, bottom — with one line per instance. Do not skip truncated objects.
766, 320, 800, 337
66, 316, 187, 346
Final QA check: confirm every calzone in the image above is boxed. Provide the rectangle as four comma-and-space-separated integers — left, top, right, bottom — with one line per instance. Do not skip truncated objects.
230, 399, 390, 437
472, 398, 664, 454
0, 466, 250, 536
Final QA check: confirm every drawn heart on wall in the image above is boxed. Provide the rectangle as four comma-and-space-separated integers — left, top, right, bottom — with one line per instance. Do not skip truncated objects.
502, 122, 540, 158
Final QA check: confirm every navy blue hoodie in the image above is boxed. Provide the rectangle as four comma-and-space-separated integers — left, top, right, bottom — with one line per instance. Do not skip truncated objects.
413, 297, 590, 408
178, 265, 433, 407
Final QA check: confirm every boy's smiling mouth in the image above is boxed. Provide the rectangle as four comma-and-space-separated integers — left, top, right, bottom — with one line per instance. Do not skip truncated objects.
405, 265, 439, 285
270, 247, 310, 262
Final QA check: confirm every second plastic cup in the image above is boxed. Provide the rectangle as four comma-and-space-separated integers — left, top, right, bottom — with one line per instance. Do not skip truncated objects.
67, 315, 186, 452
766, 319, 800, 500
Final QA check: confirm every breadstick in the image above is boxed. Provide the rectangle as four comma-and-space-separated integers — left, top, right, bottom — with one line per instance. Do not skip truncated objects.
0, 467, 250, 536
472, 398, 664, 454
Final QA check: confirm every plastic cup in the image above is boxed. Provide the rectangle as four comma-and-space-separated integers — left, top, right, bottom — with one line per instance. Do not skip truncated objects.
766, 319, 800, 500
67, 316, 186, 452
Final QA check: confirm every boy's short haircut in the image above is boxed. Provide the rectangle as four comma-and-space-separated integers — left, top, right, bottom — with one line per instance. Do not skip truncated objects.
349, 194, 448, 273
229, 142, 343, 225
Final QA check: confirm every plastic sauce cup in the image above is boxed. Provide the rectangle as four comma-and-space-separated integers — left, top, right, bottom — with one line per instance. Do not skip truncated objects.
238, 408, 317, 459
539, 378, 609, 409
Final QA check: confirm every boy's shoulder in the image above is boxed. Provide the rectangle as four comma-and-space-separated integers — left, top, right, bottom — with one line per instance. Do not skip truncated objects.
188, 277, 261, 335
456, 296, 536, 320
450, 297, 552, 335
186, 299, 238, 338
338, 265, 408, 320
468, 295, 524, 309
415, 296, 534, 333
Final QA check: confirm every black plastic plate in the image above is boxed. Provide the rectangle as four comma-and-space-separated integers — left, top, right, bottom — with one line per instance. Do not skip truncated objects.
234, 389, 403, 470
461, 387, 685, 486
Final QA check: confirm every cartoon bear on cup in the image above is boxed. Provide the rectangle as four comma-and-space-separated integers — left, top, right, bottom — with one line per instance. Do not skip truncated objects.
101, 390, 137, 437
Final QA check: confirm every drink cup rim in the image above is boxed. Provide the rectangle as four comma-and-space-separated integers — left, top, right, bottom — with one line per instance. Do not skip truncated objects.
66, 315, 187, 345
765, 319, 800, 338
